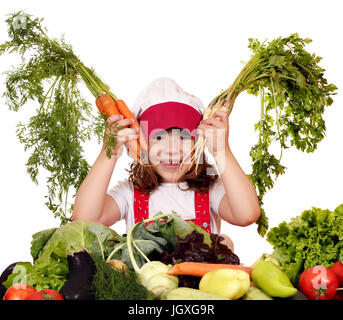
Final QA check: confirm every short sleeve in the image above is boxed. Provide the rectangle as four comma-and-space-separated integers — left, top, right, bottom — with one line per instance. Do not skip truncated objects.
209, 178, 226, 216
107, 179, 132, 220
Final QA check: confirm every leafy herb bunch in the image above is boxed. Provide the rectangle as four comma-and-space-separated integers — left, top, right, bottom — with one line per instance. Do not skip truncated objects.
199, 34, 337, 236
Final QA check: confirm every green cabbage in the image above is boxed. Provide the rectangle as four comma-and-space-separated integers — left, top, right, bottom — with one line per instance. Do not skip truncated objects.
4, 221, 119, 291
267, 204, 343, 285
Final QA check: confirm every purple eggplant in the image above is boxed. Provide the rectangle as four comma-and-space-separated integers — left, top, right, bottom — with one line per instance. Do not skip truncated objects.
0, 262, 19, 299
60, 251, 96, 300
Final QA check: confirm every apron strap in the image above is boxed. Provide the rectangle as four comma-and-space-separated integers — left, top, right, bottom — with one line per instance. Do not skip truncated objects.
193, 190, 212, 233
133, 186, 211, 233
133, 187, 149, 224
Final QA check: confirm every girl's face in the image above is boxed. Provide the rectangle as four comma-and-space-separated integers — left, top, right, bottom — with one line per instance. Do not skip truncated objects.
148, 128, 195, 183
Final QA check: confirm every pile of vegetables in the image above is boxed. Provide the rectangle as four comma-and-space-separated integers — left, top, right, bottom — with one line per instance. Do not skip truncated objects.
240, 203, 343, 301
106, 211, 237, 297
2, 221, 119, 292
254, 202, 343, 300
0, 12, 337, 237
4, 208, 343, 301
1, 210, 318, 301
161, 255, 303, 300
0, 212, 244, 300
267, 204, 343, 285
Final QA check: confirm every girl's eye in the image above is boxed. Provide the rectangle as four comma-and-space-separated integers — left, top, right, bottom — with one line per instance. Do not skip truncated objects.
180, 132, 191, 140
152, 135, 163, 141
180, 135, 191, 141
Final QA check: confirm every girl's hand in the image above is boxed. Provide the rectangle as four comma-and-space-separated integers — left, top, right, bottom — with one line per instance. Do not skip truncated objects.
196, 110, 230, 159
103, 114, 139, 158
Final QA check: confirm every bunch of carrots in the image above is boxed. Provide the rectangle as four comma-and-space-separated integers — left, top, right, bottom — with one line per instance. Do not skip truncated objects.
95, 94, 148, 162
0, 11, 149, 223
69, 56, 148, 163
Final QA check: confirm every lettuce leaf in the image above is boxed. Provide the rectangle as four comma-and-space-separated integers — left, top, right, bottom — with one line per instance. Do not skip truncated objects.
30, 228, 57, 261
34, 220, 119, 260
185, 221, 211, 246
267, 204, 343, 285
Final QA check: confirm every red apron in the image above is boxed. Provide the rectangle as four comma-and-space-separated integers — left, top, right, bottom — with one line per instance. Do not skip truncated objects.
133, 186, 212, 233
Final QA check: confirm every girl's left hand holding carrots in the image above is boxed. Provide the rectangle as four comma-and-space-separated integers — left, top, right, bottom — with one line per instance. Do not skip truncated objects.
197, 109, 260, 226
196, 109, 230, 160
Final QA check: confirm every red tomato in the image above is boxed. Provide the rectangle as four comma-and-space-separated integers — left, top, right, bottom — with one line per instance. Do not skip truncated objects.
4, 283, 36, 300
298, 265, 338, 300
331, 261, 343, 287
28, 289, 64, 300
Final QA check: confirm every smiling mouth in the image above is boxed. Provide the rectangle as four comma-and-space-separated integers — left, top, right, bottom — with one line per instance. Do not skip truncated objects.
160, 161, 181, 169
162, 163, 181, 169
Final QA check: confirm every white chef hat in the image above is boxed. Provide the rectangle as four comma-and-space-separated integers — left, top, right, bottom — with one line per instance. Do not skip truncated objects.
132, 77, 205, 140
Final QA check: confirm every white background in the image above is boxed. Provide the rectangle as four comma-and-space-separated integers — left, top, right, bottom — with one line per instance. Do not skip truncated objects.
0, 0, 342, 273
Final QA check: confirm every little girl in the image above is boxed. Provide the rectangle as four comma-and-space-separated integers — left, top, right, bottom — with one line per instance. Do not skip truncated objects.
72, 78, 260, 250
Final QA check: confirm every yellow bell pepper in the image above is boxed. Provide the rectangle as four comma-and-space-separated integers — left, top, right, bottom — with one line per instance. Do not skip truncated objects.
199, 268, 250, 300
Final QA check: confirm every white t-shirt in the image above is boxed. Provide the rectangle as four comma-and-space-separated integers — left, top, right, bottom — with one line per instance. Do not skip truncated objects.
107, 179, 227, 234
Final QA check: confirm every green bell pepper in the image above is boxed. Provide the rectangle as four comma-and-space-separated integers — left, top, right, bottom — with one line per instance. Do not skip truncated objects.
252, 261, 297, 298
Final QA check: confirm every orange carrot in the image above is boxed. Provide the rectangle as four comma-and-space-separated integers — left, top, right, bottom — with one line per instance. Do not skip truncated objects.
168, 262, 253, 279
96, 95, 147, 163
96, 93, 120, 117
115, 99, 148, 159
116, 99, 148, 148
115, 99, 137, 123
96, 94, 141, 160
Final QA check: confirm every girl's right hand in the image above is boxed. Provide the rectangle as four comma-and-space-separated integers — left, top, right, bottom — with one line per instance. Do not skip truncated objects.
103, 114, 139, 158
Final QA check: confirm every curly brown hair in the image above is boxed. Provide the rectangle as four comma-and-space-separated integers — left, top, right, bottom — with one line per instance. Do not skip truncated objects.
127, 152, 219, 194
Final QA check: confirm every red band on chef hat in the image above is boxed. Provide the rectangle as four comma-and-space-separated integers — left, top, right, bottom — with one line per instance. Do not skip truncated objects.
138, 101, 202, 140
